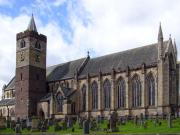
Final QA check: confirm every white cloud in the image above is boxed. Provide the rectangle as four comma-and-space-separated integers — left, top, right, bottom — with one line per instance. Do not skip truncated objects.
1, 0, 180, 98
0, 0, 14, 7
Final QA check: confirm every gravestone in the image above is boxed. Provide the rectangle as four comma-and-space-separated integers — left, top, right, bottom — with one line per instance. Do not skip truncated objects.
40, 119, 47, 132
15, 118, 21, 133
109, 112, 118, 132
31, 117, 39, 132
0, 117, 6, 129
6, 116, 11, 128
26, 118, 32, 130
83, 119, 89, 134
140, 113, 144, 126
168, 113, 172, 128
10, 120, 16, 130
134, 115, 138, 126
67, 117, 73, 128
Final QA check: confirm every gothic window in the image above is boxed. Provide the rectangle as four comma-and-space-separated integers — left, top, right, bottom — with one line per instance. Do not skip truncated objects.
147, 74, 155, 106
3, 108, 6, 115
103, 79, 111, 109
20, 40, 25, 48
7, 92, 9, 98
117, 78, 126, 108
56, 92, 63, 112
81, 85, 86, 112
91, 81, 98, 110
66, 82, 69, 88
132, 75, 141, 107
35, 42, 41, 49
10, 108, 15, 116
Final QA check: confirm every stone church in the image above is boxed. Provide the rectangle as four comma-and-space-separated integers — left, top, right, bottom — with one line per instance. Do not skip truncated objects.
0, 15, 179, 120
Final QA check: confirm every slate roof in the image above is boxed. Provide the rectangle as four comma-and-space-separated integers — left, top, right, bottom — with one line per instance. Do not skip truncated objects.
47, 58, 86, 81
27, 14, 37, 32
79, 42, 168, 77
4, 58, 86, 91
39, 87, 77, 102
3, 41, 168, 91
4, 77, 15, 91
39, 93, 51, 102
0, 99, 15, 106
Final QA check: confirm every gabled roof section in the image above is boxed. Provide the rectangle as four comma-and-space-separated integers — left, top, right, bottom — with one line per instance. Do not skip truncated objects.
46, 58, 86, 82
0, 99, 15, 106
4, 77, 15, 91
27, 14, 37, 32
79, 41, 168, 77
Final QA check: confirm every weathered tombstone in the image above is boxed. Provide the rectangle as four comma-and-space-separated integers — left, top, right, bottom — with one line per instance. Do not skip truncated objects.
6, 116, 11, 128
0, 117, 6, 129
40, 120, 47, 132
15, 118, 21, 133
140, 113, 144, 126
134, 115, 138, 126
21, 119, 27, 129
83, 119, 89, 134
168, 113, 172, 128
67, 117, 73, 128
26, 118, 32, 130
31, 117, 39, 132
109, 112, 118, 132
10, 120, 16, 130
78, 118, 83, 129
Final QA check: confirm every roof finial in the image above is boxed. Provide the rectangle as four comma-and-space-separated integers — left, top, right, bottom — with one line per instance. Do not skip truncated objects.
158, 22, 163, 41
27, 13, 37, 32
87, 51, 90, 57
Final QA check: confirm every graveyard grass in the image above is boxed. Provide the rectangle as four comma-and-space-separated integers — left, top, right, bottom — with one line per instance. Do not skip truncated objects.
1, 119, 180, 134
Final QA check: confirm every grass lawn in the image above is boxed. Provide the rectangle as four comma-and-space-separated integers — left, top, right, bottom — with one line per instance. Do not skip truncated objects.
1, 119, 180, 134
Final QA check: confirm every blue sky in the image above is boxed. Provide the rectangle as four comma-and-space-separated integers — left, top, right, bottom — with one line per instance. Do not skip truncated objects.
0, 0, 180, 97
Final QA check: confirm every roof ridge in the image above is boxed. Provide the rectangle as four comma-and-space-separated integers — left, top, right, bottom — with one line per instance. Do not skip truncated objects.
90, 41, 168, 60
47, 57, 86, 69
4, 77, 15, 90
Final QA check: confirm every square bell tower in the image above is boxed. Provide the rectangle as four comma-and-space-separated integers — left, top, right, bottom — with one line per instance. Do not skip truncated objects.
15, 14, 47, 119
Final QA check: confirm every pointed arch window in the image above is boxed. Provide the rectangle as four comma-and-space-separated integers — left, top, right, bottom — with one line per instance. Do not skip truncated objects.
132, 75, 141, 107
20, 40, 25, 48
81, 85, 86, 112
91, 81, 98, 110
147, 74, 155, 106
103, 79, 111, 109
56, 92, 63, 112
35, 41, 41, 49
117, 78, 126, 108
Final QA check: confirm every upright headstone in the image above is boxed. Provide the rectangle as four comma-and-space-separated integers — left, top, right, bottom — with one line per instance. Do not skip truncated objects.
134, 115, 138, 126
67, 117, 73, 128
140, 113, 144, 126
31, 117, 39, 132
15, 118, 21, 133
109, 112, 118, 132
0, 117, 6, 129
168, 113, 172, 128
83, 119, 89, 134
